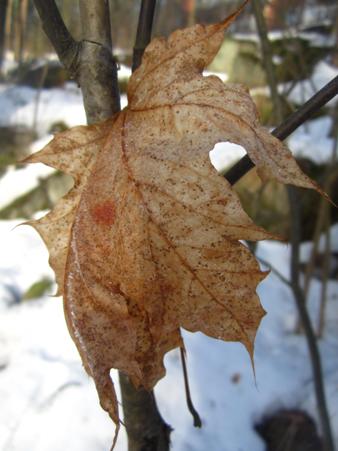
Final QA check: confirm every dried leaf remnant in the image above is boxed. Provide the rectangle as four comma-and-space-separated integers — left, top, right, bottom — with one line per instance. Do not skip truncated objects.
26, 3, 322, 446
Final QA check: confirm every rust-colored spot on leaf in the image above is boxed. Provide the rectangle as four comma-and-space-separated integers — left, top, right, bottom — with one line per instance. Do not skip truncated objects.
91, 201, 116, 226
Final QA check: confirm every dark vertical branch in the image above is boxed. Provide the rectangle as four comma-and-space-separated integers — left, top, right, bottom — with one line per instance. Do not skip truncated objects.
318, 212, 331, 338
0, 0, 8, 70
287, 188, 335, 451
32, 0, 78, 72
119, 374, 171, 451
16, 0, 28, 65
252, 0, 283, 123
132, 0, 157, 72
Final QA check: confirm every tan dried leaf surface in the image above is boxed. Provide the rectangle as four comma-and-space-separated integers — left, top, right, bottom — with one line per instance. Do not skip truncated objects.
27, 3, 322, 445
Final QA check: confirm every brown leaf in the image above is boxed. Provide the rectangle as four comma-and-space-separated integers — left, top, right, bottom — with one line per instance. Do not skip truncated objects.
26, 3, 323, 446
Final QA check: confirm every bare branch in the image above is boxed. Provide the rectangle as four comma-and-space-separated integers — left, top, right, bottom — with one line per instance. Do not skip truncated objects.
33, 0, 78, 75
132, 0, 157, 72
225, 75, 338, 185
79, 0, 112, 49
119, 372, 171, 450
78, 0, 120, 123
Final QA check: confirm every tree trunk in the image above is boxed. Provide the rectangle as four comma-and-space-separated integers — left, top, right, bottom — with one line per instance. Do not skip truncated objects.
77, 0, 120, 123
0, 0, 8, 70
119, 373, 171, 451
14, 0, 28, 64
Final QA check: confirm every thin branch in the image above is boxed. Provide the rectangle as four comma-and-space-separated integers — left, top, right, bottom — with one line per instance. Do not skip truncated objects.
32, 0, 78, 74
225, 75, 338, 185
273, 76, 338, 141
288, 188, 335, 451
318, 213, 331, 338
132, 0, 157, 72
252, 0, 283, 123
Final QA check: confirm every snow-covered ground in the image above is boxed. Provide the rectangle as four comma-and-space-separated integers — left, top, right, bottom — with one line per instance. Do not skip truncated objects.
1, 57, 338, 450
1, 219, 338, 451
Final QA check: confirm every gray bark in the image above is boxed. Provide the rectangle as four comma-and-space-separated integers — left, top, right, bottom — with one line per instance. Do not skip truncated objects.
33, 0, 120, 123
119, 373, 171, 451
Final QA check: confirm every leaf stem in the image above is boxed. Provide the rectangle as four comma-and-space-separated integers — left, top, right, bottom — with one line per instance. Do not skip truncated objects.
180, 347, 202, 428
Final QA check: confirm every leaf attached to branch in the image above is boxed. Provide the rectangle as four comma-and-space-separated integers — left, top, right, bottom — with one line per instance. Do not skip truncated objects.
26, 3, 322, 446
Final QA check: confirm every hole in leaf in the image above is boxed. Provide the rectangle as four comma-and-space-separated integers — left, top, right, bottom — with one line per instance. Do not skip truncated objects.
209, 141, 247, 175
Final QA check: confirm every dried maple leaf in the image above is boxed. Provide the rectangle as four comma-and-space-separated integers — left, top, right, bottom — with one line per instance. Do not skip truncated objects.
25, 3, 321, 446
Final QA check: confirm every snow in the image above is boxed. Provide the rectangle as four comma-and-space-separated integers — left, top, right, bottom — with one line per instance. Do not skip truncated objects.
0, 84, 128, 137
0, 163, 55, 209
288, 116, 336, 164
0, 83, 86, 136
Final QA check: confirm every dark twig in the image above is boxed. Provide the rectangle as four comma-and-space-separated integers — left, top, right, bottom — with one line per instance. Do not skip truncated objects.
225, 75, 338, 185
32, 0, 78, 75
132, 0, 157, 72
180, 348, 202, 428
